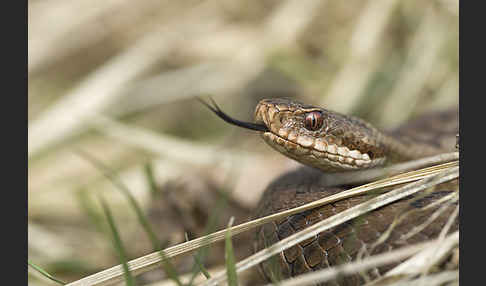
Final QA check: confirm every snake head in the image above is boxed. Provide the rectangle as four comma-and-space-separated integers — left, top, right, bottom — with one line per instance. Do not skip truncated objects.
254, 98, 386, 171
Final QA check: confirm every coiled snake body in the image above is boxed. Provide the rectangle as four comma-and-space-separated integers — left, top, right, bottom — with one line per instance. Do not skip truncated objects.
201, 98, 458, 285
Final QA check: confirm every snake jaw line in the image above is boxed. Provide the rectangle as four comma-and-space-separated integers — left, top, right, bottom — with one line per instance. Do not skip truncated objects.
262, 132, 385, 171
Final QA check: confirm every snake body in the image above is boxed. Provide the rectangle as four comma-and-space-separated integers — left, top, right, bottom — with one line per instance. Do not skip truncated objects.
249, 98, 458, 285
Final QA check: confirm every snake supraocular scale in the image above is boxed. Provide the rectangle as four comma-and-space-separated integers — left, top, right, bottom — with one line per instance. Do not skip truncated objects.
201, 97, 458, 285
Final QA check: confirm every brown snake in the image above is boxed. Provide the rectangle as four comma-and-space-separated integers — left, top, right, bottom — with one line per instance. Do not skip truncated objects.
201, 97, 459, 285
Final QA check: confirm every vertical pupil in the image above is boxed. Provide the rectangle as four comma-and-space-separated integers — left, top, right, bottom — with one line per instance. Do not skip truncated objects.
306, 112, 321, 130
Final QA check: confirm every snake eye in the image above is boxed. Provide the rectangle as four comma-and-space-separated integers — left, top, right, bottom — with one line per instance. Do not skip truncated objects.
304, 111, 323, 131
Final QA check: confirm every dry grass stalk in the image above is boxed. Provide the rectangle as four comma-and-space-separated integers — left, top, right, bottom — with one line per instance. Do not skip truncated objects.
64, 161, 457, 286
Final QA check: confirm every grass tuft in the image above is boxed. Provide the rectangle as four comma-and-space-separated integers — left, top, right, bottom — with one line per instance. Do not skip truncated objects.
77, 150, 183, 286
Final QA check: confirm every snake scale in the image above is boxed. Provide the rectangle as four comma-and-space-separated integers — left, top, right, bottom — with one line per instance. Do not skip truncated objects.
201, 97, 459, 285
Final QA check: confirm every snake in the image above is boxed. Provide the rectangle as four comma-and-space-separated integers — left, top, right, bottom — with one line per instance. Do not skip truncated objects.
200, 97, 459, 285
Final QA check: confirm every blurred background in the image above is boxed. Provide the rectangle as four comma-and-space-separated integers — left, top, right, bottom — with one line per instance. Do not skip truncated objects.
28, 0, 458, 285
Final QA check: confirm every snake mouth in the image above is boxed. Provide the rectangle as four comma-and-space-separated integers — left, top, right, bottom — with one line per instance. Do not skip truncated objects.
261, 131, 383, 171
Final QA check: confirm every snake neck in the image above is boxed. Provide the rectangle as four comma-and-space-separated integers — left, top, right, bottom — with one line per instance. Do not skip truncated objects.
379, 131, 442, 163
380, 108, 459, 163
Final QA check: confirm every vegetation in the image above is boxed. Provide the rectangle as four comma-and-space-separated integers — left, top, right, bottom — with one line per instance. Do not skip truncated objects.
28, 0, 458, 285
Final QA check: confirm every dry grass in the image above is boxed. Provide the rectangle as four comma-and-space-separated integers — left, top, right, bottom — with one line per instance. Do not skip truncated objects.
28, 0, 458, 285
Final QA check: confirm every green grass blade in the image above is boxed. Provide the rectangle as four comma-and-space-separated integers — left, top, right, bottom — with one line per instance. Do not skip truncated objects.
76, 189, 106, 233
76, 150, 182, 286
99, 196, 135, 286
76, 150, 160, 246
143, 162, 159, 197
193, 253, 211, 279
185, 232, 211, 280
28, 260, 66, 285
187, 185, 231, 285
155, 248, 183, 286
225, 217, 238, 286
